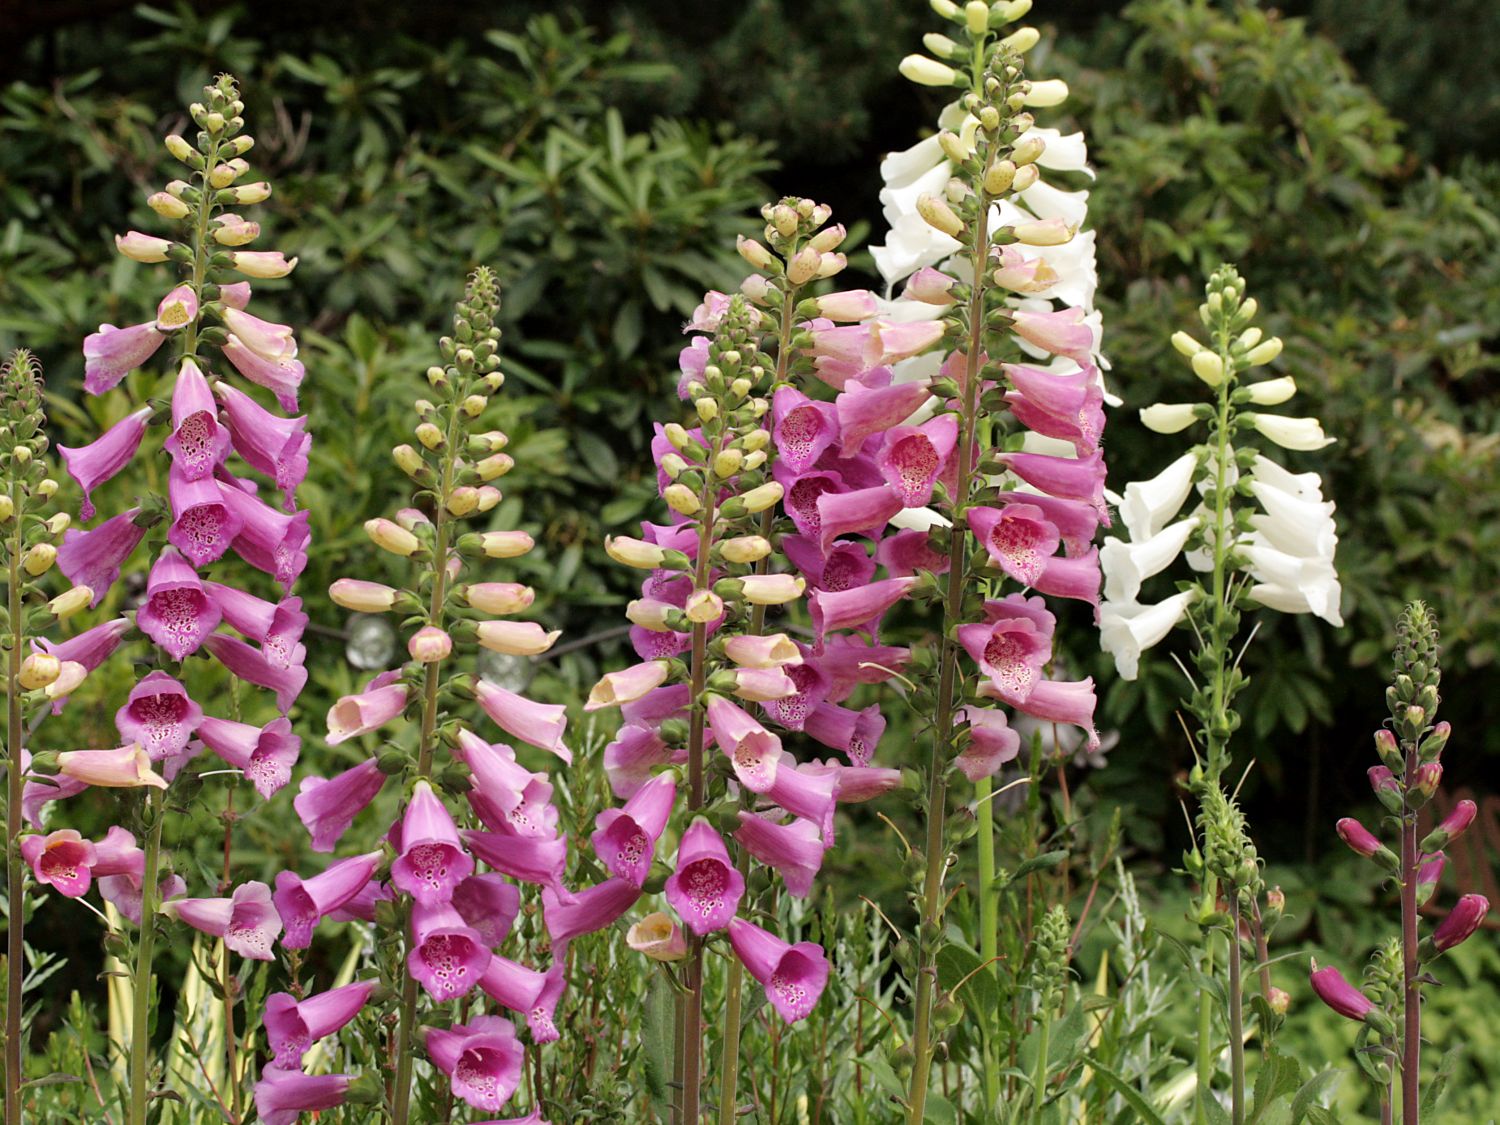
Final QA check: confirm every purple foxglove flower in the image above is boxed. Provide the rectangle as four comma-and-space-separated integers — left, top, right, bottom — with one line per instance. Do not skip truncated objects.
772, 386, 840, 473
215, 381, 308, 509
1003, 362, 1105, 454
19, 830, 97, 897
987, 676, 1101, 750
409, 901, 491, 1000
1423, 800, 1477, 851
1336, 818, 1383, 858
876, 414, 958, 507
809, 577, 919, 645
1416, 852, 1446, 906
835, 378, 933, 452
461, 829, 568, 896
168, 468, 242, 567
664, 819, 744, 935
1431, 894, 1490, 952
57, 405, 152, 520
163, 357, 231, 481
956, 707, 1021, 781
294, 757, 387, 852
223, 306, 297, 361
425, 1016, 524, 1113
203, 634, 307, 713
984, 592, 1058, 637
782, 535, 876, 593
958, 619, 1051, 704
58, 507, 148, 605
99, 872, 185, 926
91, 825, 145, 880
1032, 548, 1102, 610
775, 467, 844, 542
806, 760, 903, 803
222, 335, 304, 411
734, 814, 823, 897
815, 486, 904, 554
591, 771, 675, 887
473, 1111, 553, 1125
34, 616, 132, 674
456, 735, 558, 840
968, 504, 1060, 586
542, 877, 641, 944
764, 762, 839, 842
115, 670, 204, 767
476, 679, 570, 764
1011, 307, 1096, 365
326, 878, 392, 924
996, 450, 1107, 517
993, 490, 1100, 554
1308, 962, 1374, 1021
477, 954, 548, 1013
803, 701, 884, 766
706, 696, 784, 793
204, 581, 306, 668
454, 873, 522, 947
136, 547, 221, 660
201, 717, 303, 798
817, 635, 911, 701
163, 880, 282, 960
273, 851, 382, 949
82, 321, 166, 396
604, 724, 677, 800
527, 959, 566, 1044
264, 979, 377, 1068
217, 478, 310, 586
326, 669, 408, 745
760, 660, 830, 732
727, 917, 830, 1024
392, 780, 474, 906
253, 1066, 350, 1125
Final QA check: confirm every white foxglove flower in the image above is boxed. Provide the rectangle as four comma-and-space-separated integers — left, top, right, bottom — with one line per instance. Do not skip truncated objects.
1017, 179, 1089, 229
1247, 579, 1343, 627
1244, 413, 1334, 451
1244, 376, 1297, 405
1247, 480, 1338, 559
1119, 452, 1199, 541
1021, 128, 1094, 178
1101, 517, 1200, 602
1249, 455, 1323, 501
1140, 402, 1199, 434
889, 506, 951, 532
1100, 591, 1198, 680
1240, 538, 1342, 624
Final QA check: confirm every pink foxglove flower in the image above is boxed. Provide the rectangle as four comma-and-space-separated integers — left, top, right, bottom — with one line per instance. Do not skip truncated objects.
1335, 818, 1384, 858
586, 660, 672, 711
19, 830, 98, 897
527, 960, 566, 1043
733, 814, 823, 897
967, 504, 1061, 586
114, 670, 204, 768
772, 386, 841, 473
835, 378, 934, 452
803, 700, 885, 766
218, 478, 310, 586
293, 757, 388, 852
876, 414, 957, 508
1010, 307, 1096, 365
759, 661, 829, 732
163, 357, 230, 481
222, 335, 304, 411
205, 581, 307, 668
408, 901, 491, 1001
100, 873, 186, 926
476, 679, 570, 763
664, 819, 745, 935
264, 980, 377, 1069
203, 634, 307, 713
253, 1067, 351, 1125
706, 696, 783, 793
392, 781, 475, 906
808, 577, 918, 644
814, 487, 904, 554
461, 829, 568, 896
167, 468, 242, 567
996, 449, 1107, 516
955, 707, 1021, 782
82, 321, 167, 395
477, 955, 547, 1014
764, 762, 839, 842
425, 1016, 525, 1113
163, 880, 282, 960
57, 405, 153, 519
591, 772, 676, 887
453, 873, 522, 947
727, 917, 830, 1024
57, 507, 148, 604
1308, 962, 1375, 1022
214, 381, 308, 509
542, 878, 641, 945
136, 547, 221, 659
957, 620, 1050, 704
326, 668, 408, 745
272, 851, 382, 949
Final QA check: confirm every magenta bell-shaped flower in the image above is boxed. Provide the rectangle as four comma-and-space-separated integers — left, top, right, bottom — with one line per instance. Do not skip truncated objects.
223, 334, 304, 411
765, 761, 839, 843
1431, 894, 1490, 953
253, 1066, 351, 1125
772, 385, 841, 474
808, 577, 918, 645
273, 850, 382, 949
835, 379, 933, 452
82, 320, 166, 396
19, 829, 97, 898
803, 700, 885, 766
214, 380, 308, 509
527, 959, 567, 1044
814, 487, 904, 555
993, 490, 1101, 553
477, 954, 548, 1014
203, 633, 307, 714
542, 878, 641, 945
1308, 961, 1375, 1021
136, 547, 221, 660
461, 828, 567, 896
706, 695, 784, 793
293, 757, 388, 852
100, 872, 186, 926
57, 507, 148, 605
115, 670, 204, 772
425, 1016, 525, 1113
164, 880, 282, 960
734, 813, 824, 897
665, 819, 745, 935
876, 414, 957, 508
454, 873, 522, 947
475, 679, 571, 763
986, 676, 1101, 751
408, 901, 491, 1001
264, 979, 378, 1068
783, 535, 877, 594
164, 357, 231, 481
1010, 307, 1095, 365
392, 781, 474, 906
759, 660, 830, 733
957, 619, 1051, 704
1003, 362, 1105, 455
206, 582, 307, 669
167, 466, 242, 567
1335, 817, 1384, 858
727, 917, 831, 1024
57, 405, 153, 520
591, 771, 676, 887
967, 504, 1061, 587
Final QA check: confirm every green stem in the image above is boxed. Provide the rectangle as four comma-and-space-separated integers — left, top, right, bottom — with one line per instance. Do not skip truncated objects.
1399, 739, 1420, 1125
1228, 904, 1245, 1125
4, 479, 25, 1125
976, 777, 1000, 1115
905, 163, 992, 1125
1030, 1011, 1052, 1122
128, 795, 164, 1125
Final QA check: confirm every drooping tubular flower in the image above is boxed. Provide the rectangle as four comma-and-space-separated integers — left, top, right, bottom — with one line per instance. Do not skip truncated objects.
1100, 267, 1340, 683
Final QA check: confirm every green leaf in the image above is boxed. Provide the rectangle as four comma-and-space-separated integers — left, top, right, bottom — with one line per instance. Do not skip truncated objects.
1289, 1069, 1342, 1123
1083, 1057, 1170, 1125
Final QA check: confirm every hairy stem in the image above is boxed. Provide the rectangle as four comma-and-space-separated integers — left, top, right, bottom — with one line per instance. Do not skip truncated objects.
128, 796, 164, 1125
1228, 905, 1245, 1125
1400, 738, 1420, 1125
4, 478, 25, 1124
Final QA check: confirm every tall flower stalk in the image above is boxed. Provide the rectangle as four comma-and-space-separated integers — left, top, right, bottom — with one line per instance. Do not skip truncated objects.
1311, 602, 1489, 1125
306, 268, 573, 1124
1100, 265, 1339, 1122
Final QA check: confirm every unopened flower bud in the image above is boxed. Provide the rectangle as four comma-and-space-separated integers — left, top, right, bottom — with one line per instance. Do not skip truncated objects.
1420, 800, 1477, 853
1425, 894, 1490, 957
685, 589, 724, 624
740, 481, 783, 513
0, 496, 13, 522
1191, 350, 1226, 387
713, 449, 744, 478
408, 625, 452, 663
44, 513, 69, 536
1245, 376, 1296, 405
468, 531, 534, 559
476, 453, 513, 481
164, 134, 195, 163
917, 193, 964, 238
899, 55, 959, 87
736, 236, 775, 271
462, 394, 487, 417
606, 536, 667, 569
147, 191, 191, 219
695, 398, 719, 423
1023, 79, 1069, 107
229, 182, 271, 204
1012, 134, 1046, 166
18, 653, 60, 690
1140, 403, 1200, 434
393, 444, 425, 476
720, 535, 771, 564
1002, 26, 1041, 52
446, 487, 480, 517
808, 224, 846, 253
663, 484, 701, 517
743, 428, 771, 453
36, 480, 58, 499
415, 422, 445, 450
49, 586, 93, 620
1171, 331, 1205, 357
115, 231, 174, 263
366, 518, 421, 557
1373, 728, 1403, 771
736, 573, 805, 605
1245, 338, 1283, 366
815, 252, 847, 280
1012, 217, 1072, 246
331, 579, 400, 613
22, 543, 55, 576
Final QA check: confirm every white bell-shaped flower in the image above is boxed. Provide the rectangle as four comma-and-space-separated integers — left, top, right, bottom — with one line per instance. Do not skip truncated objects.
1101, 517, 1200, 602
1239, 536, 1342, 625
1119, 452, 1199, 541
1247, 479, 1338, 559
1100, 590, 1198, 680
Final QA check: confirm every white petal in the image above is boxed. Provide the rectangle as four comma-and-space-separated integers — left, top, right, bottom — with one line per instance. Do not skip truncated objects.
1100, 591, 1197, 680
1101, 517, 1199, 602
1120, 453, 1199, 541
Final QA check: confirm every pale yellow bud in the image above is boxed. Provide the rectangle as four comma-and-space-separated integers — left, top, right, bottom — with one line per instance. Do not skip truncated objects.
695, 398, 719, 423
22, 544, 55, 576
330, 579, 400, 613
147, 191, 191, 219
606, 536, 666, 569
463, 394, 488, 417
1023, 79, 1069, 107
899, 55, 959, 88
743, 428, 771, 453
713, 449, 744, 478
742, 450, 767, 471
787, 246, 821, 285
49, 586, 93, 620
1171, 331, 1205, 357
741, 481, 784, 513
730, 377, 752, 398
1245, 338, 1284, 367
366, 518, 421, 556
808, 224, 846, 253
664, 483, 701, 516
1140, 403, 1200, 434
686, 589, 724, 624
917, 193, 964, 238
1238, 327, 1263, 350
164, 134, 195, 163
231, 182, 272, 204
44, 513, 69, 536
18, 653, 60, 691
815, 252, 847, 280
1002, 27, 1041, 52
477, 453, 513, 481
35, 480, 57, 499
1191, 351, 1226, 387
984, 160, 1017, 195
664, 423, 693, 450
930, 0, 959, 17
1245, 376, 1297, 406
44, 662, 87, 700
1010, 164, 1040, 193
446, 487, 480, 517
393, 444, 425, 475
736, 236, 774, 270
739, 574, 805, 605
0, 496, 13, 522
923, 32, 958, 58
964, 1, 988, 34
416, 422, 445, 450
475, 486, 502, 512
721, 535, 772, 564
